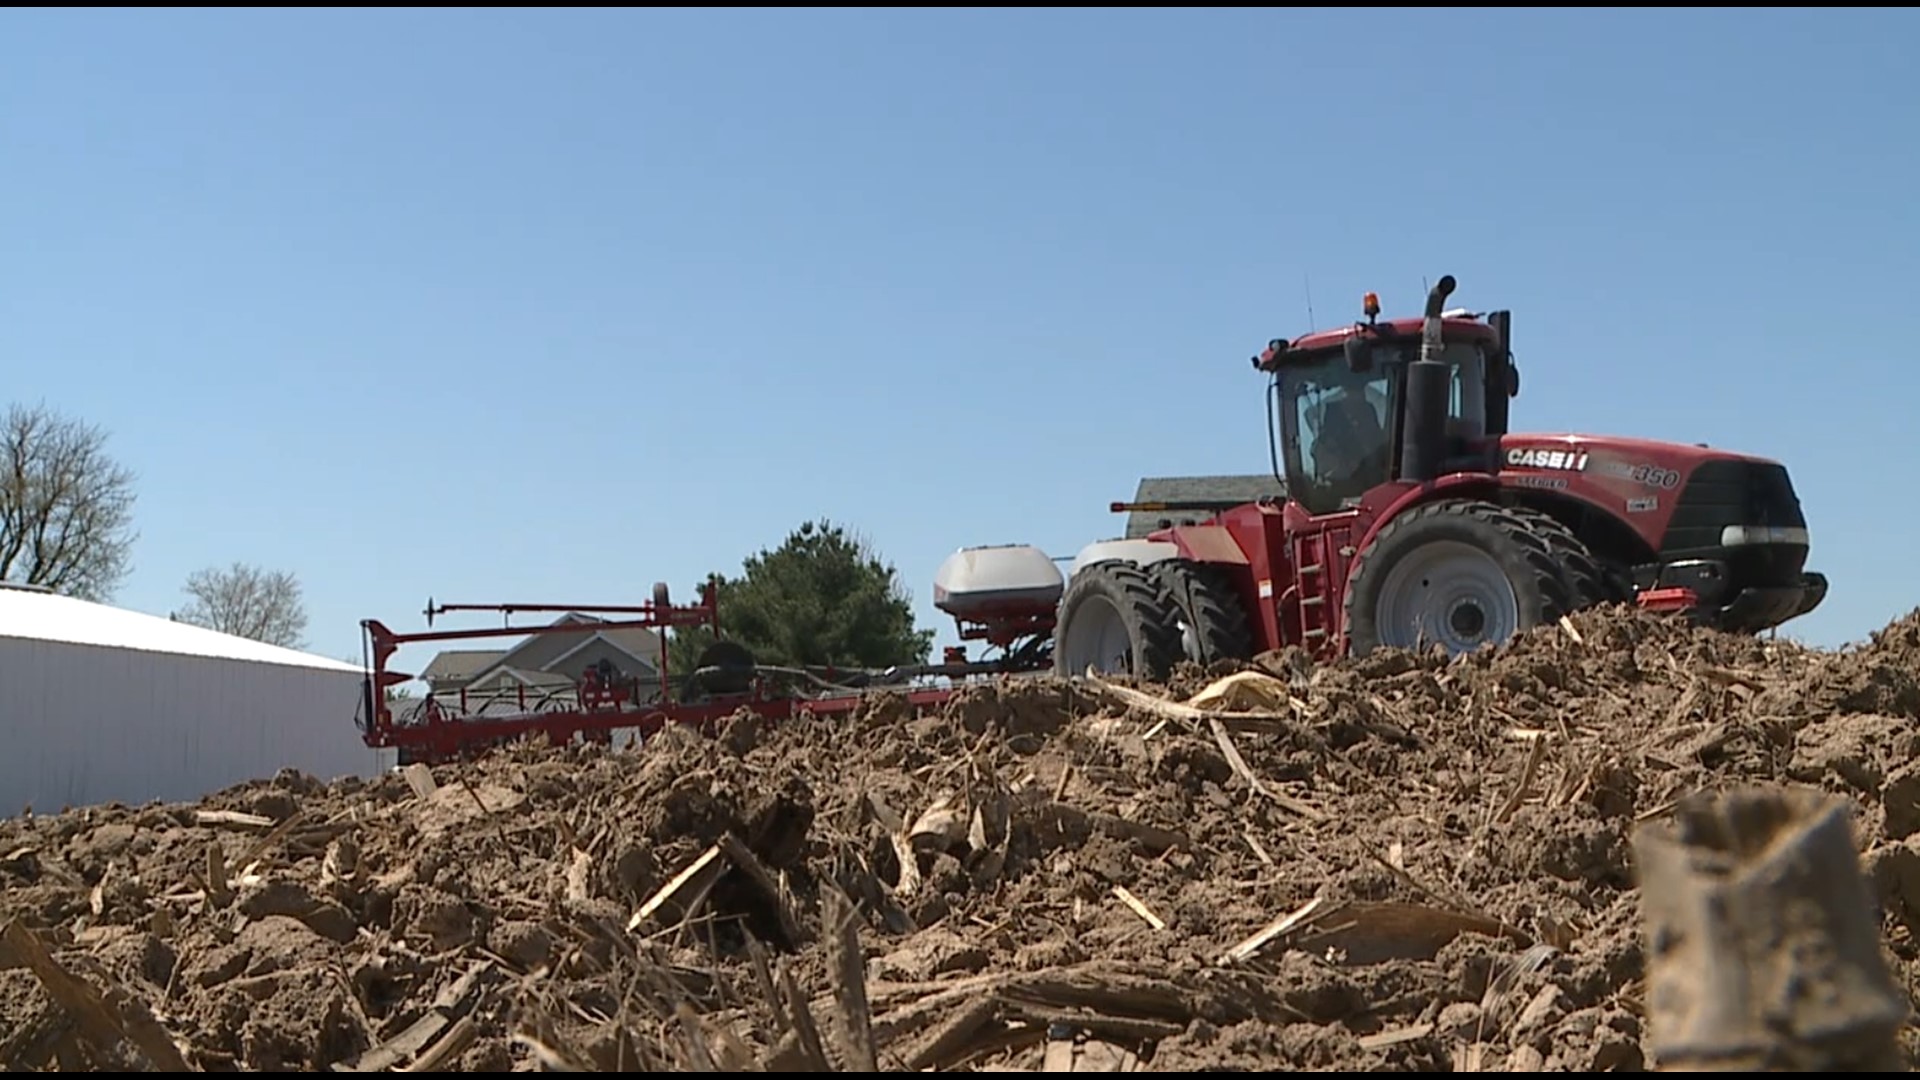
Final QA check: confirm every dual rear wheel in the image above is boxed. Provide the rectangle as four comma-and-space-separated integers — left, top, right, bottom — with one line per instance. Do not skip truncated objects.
1051, 558, 1253, 680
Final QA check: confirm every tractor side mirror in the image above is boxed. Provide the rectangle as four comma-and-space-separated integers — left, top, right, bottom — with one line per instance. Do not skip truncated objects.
1507, 363, 1521, 398
1344, 335, 1372, 373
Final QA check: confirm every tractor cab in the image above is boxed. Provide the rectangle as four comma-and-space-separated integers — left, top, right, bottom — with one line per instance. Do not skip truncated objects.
1255, 283, 1519, 516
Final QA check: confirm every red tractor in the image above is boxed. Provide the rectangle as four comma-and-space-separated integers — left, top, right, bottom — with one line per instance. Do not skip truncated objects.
1028, 273, 1826, 677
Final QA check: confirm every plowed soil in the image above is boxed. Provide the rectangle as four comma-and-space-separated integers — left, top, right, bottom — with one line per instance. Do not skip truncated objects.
7, 606, 1920, 1071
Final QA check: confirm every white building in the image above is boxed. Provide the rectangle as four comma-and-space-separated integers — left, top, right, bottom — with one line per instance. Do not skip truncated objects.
0, 582, 392, 816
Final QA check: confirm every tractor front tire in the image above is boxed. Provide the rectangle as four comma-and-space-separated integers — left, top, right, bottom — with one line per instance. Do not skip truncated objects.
1503, 506, 1632, 609
1153, 559, 1255, 667
1052, 561, 1184, 681
1343, 500, 1574, 658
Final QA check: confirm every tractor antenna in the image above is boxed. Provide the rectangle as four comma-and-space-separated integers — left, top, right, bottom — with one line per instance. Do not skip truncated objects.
1303, 273, 1316, 331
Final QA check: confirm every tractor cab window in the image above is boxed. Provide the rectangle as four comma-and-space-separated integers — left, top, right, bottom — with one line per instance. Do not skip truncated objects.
1442, 344, 1489, 441
1350, 341, 1490, 441
1284, 365, 1395, 515
1275, 341, 1490, 515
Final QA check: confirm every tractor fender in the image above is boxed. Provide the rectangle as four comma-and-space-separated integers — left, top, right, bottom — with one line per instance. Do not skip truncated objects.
1353, 473, 1501, 556
1067, 538, 1180, 580
1498, 486, 1660, 574
1156, 524, 1251, 566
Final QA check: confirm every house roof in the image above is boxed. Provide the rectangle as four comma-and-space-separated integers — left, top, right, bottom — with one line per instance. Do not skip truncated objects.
1125, 475, 1289, 539
416, 612, 667, 689
471, 666, 578, 690
465, 613, 663, 680
587, 624, 663, 663
419, 648, 508, 682
0, 582, 361, 673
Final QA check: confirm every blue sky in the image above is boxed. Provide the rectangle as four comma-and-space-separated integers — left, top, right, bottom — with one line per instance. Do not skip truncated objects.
3, 7, 1914, 674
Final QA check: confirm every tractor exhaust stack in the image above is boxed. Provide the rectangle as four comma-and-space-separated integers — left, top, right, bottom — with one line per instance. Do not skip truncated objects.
1399, 274, 1455, 483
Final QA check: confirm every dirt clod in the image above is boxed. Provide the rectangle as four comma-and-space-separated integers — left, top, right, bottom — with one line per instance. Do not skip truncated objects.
6, 604, 1920, 1070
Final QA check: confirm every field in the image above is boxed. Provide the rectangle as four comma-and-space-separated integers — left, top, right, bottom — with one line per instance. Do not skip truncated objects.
5, 605, 1920, 1071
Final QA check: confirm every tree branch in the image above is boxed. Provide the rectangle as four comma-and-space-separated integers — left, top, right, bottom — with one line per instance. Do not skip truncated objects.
0, 402, 137, 600
174, 561, 309, 649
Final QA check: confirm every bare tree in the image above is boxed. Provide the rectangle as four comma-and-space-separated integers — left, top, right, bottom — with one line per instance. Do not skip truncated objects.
0, 402, 139, 601
174, 562, 309, 649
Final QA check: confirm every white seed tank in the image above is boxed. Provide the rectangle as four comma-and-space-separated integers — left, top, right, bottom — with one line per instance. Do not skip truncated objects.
933, 544, 1065, 621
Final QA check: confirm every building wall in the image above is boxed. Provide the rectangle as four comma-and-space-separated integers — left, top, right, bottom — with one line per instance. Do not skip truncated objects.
0, 636, 394, 816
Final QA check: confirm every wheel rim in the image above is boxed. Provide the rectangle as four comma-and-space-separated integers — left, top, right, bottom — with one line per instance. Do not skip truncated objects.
1058, 596, 1136, 676
1371, 540, 1521, 655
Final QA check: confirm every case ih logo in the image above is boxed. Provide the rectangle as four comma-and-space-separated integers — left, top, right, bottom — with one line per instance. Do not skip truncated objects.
1506, 447, 1589, 471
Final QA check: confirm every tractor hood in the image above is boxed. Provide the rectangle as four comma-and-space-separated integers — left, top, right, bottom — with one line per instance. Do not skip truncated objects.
1490, 430, 1812, 564
1491, 432, 1780, 486
1486, 430, 1820, 634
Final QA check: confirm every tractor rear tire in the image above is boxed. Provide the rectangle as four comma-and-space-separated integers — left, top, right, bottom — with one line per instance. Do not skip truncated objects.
1343, 500, 1574, 658
1152, 559, 1255, 667
1504, 506, 1631, 609
1052, 561, 1184, 681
